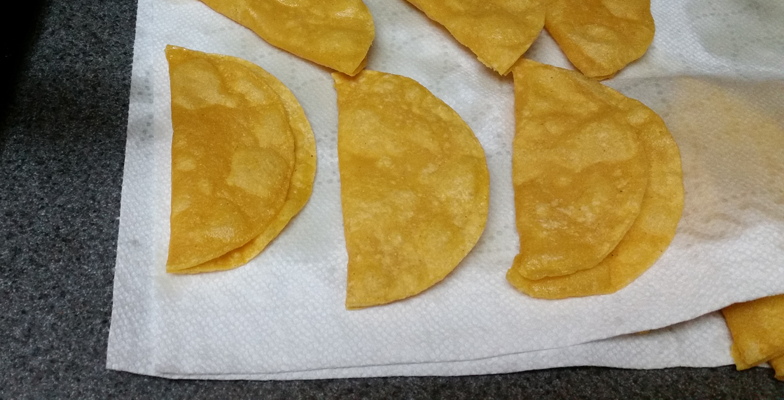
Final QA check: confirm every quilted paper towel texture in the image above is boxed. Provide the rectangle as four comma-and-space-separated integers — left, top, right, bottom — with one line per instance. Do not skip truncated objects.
108, 0, 784, 377
152, 313, 734, 380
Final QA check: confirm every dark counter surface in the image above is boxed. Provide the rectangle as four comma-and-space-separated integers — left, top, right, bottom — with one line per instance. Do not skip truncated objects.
1, 1, 782, 398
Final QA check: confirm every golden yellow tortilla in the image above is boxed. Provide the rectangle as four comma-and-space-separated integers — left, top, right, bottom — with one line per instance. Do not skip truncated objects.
200, 0, 375, 75
508, 105, 684, 298
771, 356, 784, 381
546, 0, 655, 80
509, 59, 648, 281
334, 70, 490, 309
171, 48, 317, 274
722, 294, 784, 370
165, 45, 296, 273
729, 344, 754, 370
404, 0, 545, 75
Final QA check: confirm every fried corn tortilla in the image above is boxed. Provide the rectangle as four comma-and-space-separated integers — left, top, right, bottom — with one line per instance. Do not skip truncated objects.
728, 344, 754, 370
722, 294, 784, 370
509, 59, 648, 281
171, 48, 317, 274
771, 356, 784, 381
334, 70, 490, 309
508, 106, 683, 299
165, 45, 304, 273
546, 0, 655, 80
200, 0, 375, 75
404, 0, 545, 75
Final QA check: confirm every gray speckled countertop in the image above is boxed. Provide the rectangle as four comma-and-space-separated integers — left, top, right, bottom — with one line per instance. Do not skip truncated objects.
1, 1, 782, 398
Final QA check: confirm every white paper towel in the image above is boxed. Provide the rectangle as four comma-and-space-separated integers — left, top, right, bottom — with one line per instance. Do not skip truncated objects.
107, 0, 784, 378
151, 312, 736, 380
